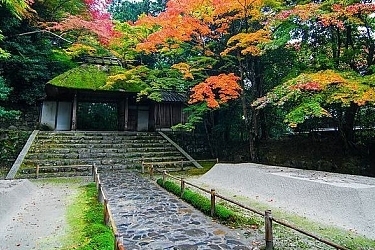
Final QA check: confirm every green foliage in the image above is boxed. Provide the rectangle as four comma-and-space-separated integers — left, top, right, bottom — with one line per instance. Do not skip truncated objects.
63, 183, 114, 250
0, 16, 75, 104
77, 103, 118, 131
0, 0, 29, 18
0, 130, 30, 177
110, 0, 166, 22
172, 103, 208, 131
0, 76, 20, 119
156, 179, 256, 224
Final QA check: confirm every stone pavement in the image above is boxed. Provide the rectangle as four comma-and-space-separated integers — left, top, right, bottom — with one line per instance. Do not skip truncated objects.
100, 170, 259, 250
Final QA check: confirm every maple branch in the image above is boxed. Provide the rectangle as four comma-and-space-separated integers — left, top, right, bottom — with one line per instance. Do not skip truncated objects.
16, 29, 73, 44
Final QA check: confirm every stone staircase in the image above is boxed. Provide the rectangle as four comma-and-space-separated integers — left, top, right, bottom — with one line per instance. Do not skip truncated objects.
17, 131, 191, 178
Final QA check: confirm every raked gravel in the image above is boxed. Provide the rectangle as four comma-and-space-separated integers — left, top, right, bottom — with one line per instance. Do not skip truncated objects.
193, 163, 375, 240
0, 179, 81, 250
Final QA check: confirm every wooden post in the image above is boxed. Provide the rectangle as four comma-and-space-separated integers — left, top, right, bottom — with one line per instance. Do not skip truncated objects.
141, 162, 145, 174
124, 97, 129, 130
150, 164, 154, 179
162, 170, 166, 185
36, 165, 40, 179
180, 178, 185, 197
98, 183, 103, 203
104, 199, 110, 225
114, 234, 118, 250
92, 164, 96, 182
210, 189, 216, 217
265, 210, 273, 250
71, 92, 77, 130
96, 174, 100, 189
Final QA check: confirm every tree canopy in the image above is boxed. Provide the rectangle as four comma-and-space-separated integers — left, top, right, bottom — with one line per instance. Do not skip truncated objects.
2, 0, 375, 164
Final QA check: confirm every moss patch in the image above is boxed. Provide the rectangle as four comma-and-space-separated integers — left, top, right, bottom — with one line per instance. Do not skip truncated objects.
62, 182, 114, 250
48, 65, 148, 93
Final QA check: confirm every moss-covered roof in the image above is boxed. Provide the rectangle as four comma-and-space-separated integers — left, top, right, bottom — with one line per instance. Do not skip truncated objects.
48, 65, 147, 92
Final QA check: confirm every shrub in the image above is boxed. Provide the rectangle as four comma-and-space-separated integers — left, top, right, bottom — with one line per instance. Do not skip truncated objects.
157, 178, 242, 223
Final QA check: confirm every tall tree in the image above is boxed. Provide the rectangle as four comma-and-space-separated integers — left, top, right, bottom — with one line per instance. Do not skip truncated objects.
133, 0, 282, 160
253, 1, 375, 151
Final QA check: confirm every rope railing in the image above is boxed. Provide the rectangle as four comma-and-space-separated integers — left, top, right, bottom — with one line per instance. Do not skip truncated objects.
152, 167, 349, 250
92, 164, 125, 250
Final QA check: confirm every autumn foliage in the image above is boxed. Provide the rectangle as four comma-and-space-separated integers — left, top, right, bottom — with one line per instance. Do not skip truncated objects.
189, 73, 241, 108
43, 0, 117, 44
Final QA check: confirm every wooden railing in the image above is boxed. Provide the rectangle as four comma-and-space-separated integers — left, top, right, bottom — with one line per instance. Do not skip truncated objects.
92, 165, 125, 250
35, 164, 93, 178
141, 158, 219, 174
151, 168, 349, 250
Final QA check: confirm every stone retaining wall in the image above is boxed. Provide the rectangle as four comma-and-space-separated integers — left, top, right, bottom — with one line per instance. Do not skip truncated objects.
0, 105, 39, 130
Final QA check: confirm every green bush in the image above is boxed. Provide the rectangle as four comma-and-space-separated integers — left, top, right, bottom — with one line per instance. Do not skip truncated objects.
157, 178, 245, 224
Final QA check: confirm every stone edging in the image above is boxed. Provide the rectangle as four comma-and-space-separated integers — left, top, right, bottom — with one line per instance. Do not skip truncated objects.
158, 131, 202, 169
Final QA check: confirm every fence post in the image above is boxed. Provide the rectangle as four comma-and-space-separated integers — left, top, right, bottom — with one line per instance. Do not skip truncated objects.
163, 170, 166, 185
92, 164, 96, 182
98, 183, 103, 203
141, 161, 145, 174
210, 189, 216, 217
36, 164, 40, 179
150, 164, 154, 179
265, 210, 273, 250
180, 178, 185, 197
114, 233, 118, 250
95, 172, 99, 185
104, 199, 109, 225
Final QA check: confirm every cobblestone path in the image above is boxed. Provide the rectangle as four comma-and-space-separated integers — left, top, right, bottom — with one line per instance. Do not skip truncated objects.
100, 170, 254, 250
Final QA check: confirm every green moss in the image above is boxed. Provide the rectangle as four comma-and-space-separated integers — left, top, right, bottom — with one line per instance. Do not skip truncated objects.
48, 65, 148, 93
62, 182, 114, 250
185, 161, 216, 176
49, 65, 109, 90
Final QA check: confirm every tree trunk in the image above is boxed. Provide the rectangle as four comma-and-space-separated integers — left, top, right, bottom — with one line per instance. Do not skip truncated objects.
338, 103, 359, 153
248, 57, 263, 162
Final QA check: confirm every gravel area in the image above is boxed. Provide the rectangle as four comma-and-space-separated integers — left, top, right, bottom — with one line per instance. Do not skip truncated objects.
0, 179, 81, 250
193, 163, 375, 240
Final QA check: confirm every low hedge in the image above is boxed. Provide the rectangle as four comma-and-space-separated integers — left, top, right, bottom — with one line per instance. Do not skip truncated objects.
157, 178, 256, 225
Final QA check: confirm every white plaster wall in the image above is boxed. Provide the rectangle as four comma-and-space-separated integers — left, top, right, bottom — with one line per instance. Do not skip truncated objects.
56, 102, 72, 131
40, 101, 57, 129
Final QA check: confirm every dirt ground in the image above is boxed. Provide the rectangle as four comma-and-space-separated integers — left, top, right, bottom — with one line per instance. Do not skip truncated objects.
0, 178, 86, 250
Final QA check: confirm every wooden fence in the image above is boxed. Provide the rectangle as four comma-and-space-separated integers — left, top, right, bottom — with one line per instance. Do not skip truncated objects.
150, 167, 349, 250
92, 165, 125, 250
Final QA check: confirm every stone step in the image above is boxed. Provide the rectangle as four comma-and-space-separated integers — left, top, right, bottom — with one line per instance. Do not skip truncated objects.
36, 132, 160, 139
25, 151, 182, 160
33, 138, 169, 144
27, 146, 178, 155
30, 142, 174, 149
22, 155, 184, 167
28, 145, 180, 155
17, 131, 191, 179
